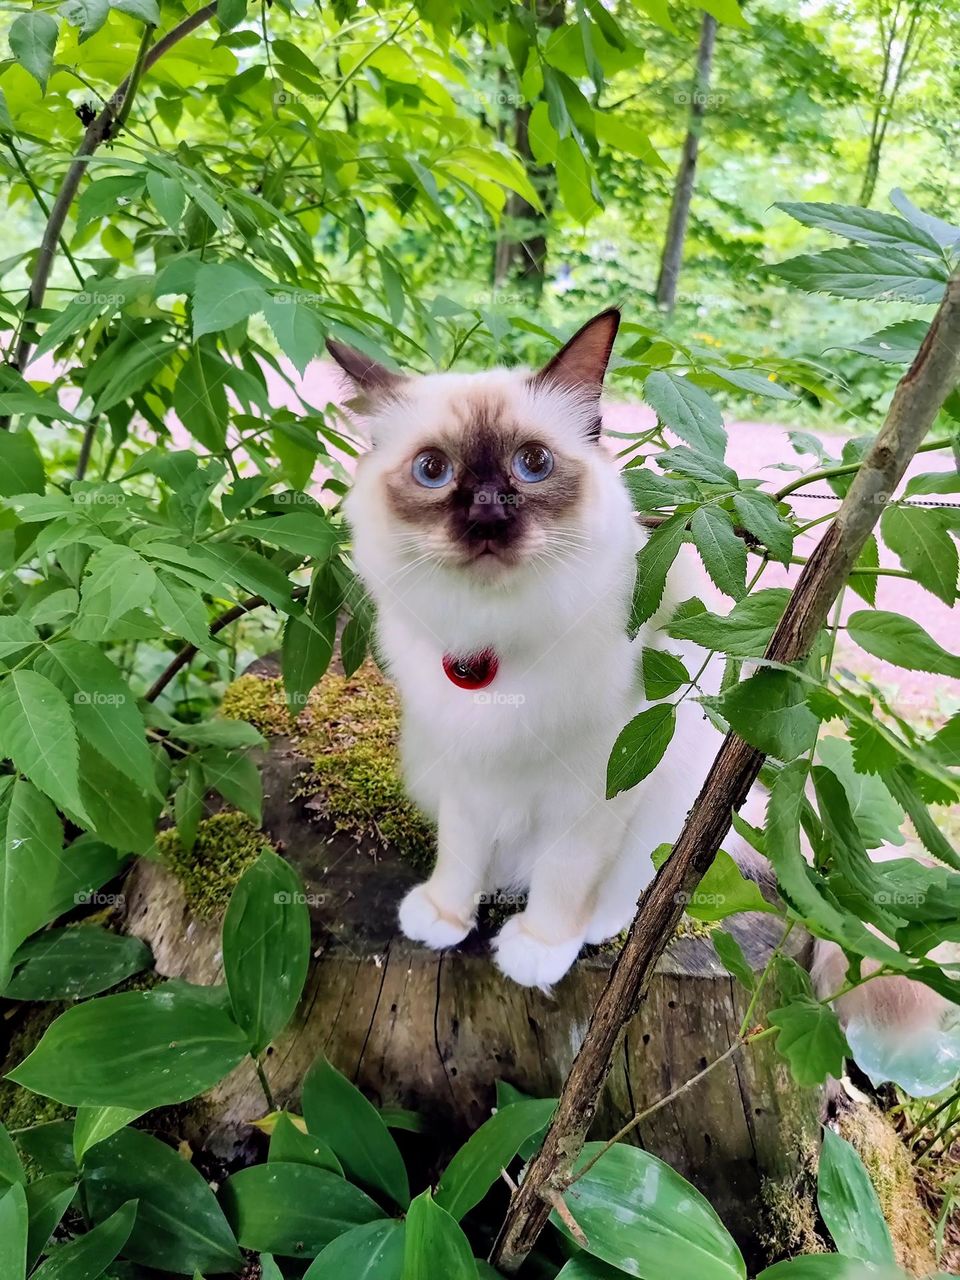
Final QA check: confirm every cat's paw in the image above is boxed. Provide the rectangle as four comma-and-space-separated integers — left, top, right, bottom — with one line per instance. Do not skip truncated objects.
493, 916, 583, 990
398, 883, 474, 950
584, 904, 632, 946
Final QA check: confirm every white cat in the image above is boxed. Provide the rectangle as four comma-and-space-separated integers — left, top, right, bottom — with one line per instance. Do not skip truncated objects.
336, 310, 726, 988
332, 308, 959, 1097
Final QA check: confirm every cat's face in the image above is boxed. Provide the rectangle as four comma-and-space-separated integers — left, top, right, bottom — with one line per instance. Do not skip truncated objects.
336, 310, 620, 583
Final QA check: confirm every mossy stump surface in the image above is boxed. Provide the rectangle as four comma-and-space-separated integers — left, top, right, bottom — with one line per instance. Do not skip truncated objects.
124, 656, 820, 1261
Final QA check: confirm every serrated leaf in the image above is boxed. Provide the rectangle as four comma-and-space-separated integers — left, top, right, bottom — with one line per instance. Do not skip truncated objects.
731, 491, 793, 565
0, 671, 88, 824
667, 589, 791, 657
847, 610, 960, 678
774, 201, 944, 257
881, 505, 957, 604
191, 262, 271, 339
0, 429, 45, 496
840, 319, 928, 363
768, 997, 849, 1087
9, 12, 58, 90
690, 507, 746, 600
773, 246, 947, 303
641, 648, 689, 700
629, 514, 687, 632
657, 446, 738, 488
720, 669, 819, 761
712, 929, 755, 991
644, 371, 726, 459
606, 703, 676, 798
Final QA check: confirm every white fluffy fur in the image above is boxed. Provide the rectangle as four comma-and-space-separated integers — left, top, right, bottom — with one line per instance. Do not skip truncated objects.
345, 367, 724, 988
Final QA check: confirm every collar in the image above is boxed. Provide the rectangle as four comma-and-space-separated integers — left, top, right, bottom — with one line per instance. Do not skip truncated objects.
442, 648, 499, 690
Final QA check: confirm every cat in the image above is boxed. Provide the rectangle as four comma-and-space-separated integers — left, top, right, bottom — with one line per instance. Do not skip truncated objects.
334, 309, 729, 988
331, 309, 960, 1097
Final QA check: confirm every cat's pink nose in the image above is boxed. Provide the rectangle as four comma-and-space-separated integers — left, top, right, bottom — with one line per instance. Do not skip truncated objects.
467, 483, 510, 526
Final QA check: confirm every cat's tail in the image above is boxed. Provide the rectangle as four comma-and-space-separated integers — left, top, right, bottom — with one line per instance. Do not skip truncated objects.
734, 788, 960, 1097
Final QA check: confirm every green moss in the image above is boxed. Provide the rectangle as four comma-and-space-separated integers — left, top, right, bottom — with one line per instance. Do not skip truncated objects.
0, 1003, 71, 1153
221, 674, 293, 737
156, 811, 273, 920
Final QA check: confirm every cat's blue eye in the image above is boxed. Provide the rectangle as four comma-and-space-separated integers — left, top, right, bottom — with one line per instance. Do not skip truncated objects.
412, 449, 454, 488
512, 443, 554, 483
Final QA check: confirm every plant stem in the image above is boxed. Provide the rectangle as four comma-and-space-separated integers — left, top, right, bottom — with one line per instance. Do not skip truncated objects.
254, 1056, 277, 1112
774, 435, 952, 501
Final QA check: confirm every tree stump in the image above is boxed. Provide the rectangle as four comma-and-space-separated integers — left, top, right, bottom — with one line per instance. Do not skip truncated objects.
124, 660, 821, 1258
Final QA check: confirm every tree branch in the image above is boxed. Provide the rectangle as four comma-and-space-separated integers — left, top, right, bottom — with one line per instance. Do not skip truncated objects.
1, 1, 218, 429
489, 272, 960, 1274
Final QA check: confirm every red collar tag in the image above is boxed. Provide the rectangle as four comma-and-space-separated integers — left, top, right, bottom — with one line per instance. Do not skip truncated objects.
442, 648, 499, 690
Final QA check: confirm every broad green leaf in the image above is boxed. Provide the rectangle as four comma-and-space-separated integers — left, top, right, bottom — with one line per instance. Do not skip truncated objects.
630, 514, 687, 632
712, 928, 755, 991
5, 926, 151, 1001
684, 849, 776, 921
60, 0, 109, 41
690, 507, 746, 600
0, 671, 89, 824
302, 1056, 410, 1208
434, 1099, 556, 1221
192, 262, 271, 339
0, 779, 65, 989
32, 1199, 136, 1279
815, 738, 904, 850
0, 1183, 28, 1280
0, 617, 40, 658
840, 320, 928, 364
202, 542, 295, 611
904, 470, 960, 497
170, 720, 264, 749
881, 506, 957, 604
556, 1258, 625, 1279
26, 1174, 77, 1268
758, 1259, 908, 1280
643, 372, 726, 459
263, 297, 326, 376
77, 545, 158, 632
553, 1142, 746, 1280
731, 491, 793, 565
667, 589, 790, 657
641, 648, 689, 700
9, 12, 58, 90
847, 610, 960, 678
73, 1106, 143, 1164
223, 850, 310, 1054
769, 999, 850, 1087
0, 1120, 25, 1188
146, 170, 186, 230
402, 1191, 477, 1280
34, 642, 156, 795
221, 1162, 384, 1258
720, 669, 819, 760
269, 1112, 342, 1174
84, 1129, 240, 1274
173, 346, 230, 453
606, 703, 676, 798
230, 512, 339, 561
817, 1128, 895, 1264
774, 202, 944, 257
622, 469, 699, 512
773, 246, 947, 303
201, 748, 262, 824
304, 1220, 405, 1279
657, 447, 738, 488
0, 430, 45, 496
8, 985, 248, 1108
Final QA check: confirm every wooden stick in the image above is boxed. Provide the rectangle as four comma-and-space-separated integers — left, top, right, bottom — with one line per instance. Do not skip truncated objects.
490, 273, 960, 1273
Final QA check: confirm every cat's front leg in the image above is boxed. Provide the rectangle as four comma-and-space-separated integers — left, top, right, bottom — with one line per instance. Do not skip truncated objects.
398, 793, 489, 950
493, 802, 624, 990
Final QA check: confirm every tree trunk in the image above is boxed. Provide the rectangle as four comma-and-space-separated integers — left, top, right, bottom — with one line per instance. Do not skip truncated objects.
654, 12, 718, 312
121, 670, 819, 1266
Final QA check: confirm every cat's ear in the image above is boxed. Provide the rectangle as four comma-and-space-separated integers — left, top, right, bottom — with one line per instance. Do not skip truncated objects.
326, 339, 405, 399
533, 307, 620, 399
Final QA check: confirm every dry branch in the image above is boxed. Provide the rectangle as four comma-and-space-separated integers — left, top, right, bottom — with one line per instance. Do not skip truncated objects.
490, 273, 960, 1272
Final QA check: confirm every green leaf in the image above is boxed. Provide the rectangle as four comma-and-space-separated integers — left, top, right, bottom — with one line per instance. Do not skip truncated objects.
192, 262, 270, 339
629, 514, 688, 632
84, 1128, 240, 1274
8, 984, 248, 1108
846, 610, 960, 678
881, 506, 957, 605
0, 617, 40, 659
221, 1162, 384, 1258
77, 545, 158, 632
641, 648, 689, 700
173, 346, 230, 453
774, 202, 944, 257
34, 642, 156, 796
606, 703, 676, 798
690, 507, 746, 600
111, 0, 161, 23
73, 1106, 143, 1164
757, 1258, 908, 1280
731, 491, 793, 565
282, 565, 340, 713
720, 669, 819, 761
553, 1143, 745, 1280
26, 1174, 77, 1268
302, 1056, 410, 1208
59, 0, 109, 41
402, 1191, 477, 1280
769, 998, 850, 1087
0, 429, 45, 496
223, 850, 310, 1055
201, 748, 262, 824
773, 246, 948, 303
146, 170, 186, 230
0, 1183, 28, 1280
685, 850, 776, 921
712, 928, 755, 991
0, 671, 89, 824
435, 1099, 556, 1221
230, 512, 339, 562
175, 759, 205, 854
202, 542, 295, 612
815, 738, 905, 850
32, 1198, 136, 1279
9, 12, 59, 90
303, 1220, 405, 1279
667, 589, 791, 657
5, 926, 151, 1001
643, 372, 726, 459
840, 319, 928, 364
657, 447, 738, 488
263, 296, 326, 376
0, 779, 65, 988
0, 1121, 25, 1189
269, 1112, 342, 1174
817, 1127, 895, 1264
